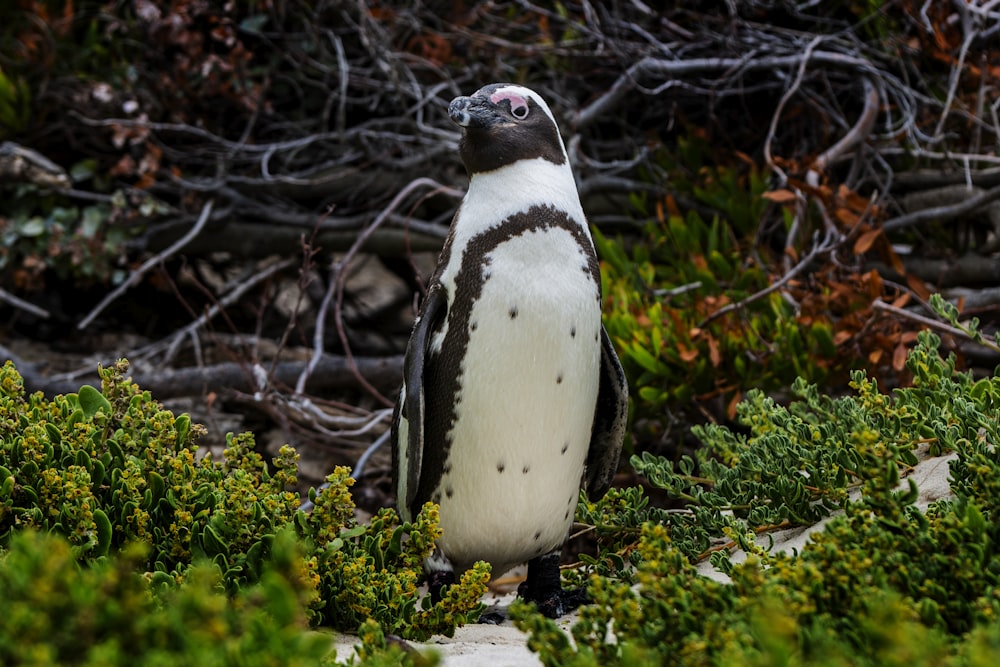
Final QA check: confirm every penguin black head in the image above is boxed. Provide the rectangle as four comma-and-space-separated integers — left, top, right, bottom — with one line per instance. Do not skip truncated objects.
448, 83, 567, 175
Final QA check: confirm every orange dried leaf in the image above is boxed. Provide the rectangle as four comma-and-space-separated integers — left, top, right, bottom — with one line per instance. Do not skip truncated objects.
835, 207, 861, 227
679, 346, 699, 363
885, 244, 906, 275
905, 273, 931, 301
891, 292, 912, 309
869, 349, 883, 364
762, 189, 798, 203
892, 343, 908, 372
726, 390, 742, 420
853, 228, 882, 254
707, 335, 721, 368
665, 195, 682, 219
834, 330, 854, 345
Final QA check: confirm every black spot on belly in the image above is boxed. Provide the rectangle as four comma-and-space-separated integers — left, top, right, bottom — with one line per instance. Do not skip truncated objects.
509, 306, 518, 319
446, 486, 454, 498
416, 206, 600, 518
522, 465, 530, 474
570, 326, 576, 338
432, 492, 441, 503
470, 321, 478, 332
556, 373, 563, 384
533, 531, 541, 541
497, 462, 506, 473
564, 509, 570, 520
561, 442, 569, 455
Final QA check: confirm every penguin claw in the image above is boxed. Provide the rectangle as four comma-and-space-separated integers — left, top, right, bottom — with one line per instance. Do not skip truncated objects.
518, 582, 589, 619
478, 611, 505, 625
427, 570, 455, 604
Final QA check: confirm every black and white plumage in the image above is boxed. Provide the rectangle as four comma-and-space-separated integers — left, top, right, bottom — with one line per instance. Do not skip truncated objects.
391, 83, 628, 618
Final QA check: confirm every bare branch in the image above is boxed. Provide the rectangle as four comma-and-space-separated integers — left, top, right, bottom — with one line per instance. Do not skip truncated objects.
0, 287, 50, 319
882, 183, 1000, 232
78, 199, 216, 330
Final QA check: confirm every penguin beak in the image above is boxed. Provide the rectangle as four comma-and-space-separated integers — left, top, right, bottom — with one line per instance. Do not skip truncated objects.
449, 95, 500, 129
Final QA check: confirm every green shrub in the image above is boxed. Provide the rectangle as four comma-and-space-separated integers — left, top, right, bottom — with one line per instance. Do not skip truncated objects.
0, 528, 334, 666
0, 358, 487, 655
597, 144, 845, 433
516, 331, 1000, 664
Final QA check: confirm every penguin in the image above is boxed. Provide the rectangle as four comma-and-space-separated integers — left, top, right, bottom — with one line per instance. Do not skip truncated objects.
391, 83, 628, 619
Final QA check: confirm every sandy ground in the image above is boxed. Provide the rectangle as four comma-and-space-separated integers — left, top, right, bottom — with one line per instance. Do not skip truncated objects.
332, 448, 958, 665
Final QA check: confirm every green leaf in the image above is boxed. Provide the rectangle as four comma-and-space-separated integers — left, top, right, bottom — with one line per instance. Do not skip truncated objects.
80, 206, 104, 239
78, 385, 111, 419
201, 524, 229, 558
93, 509, 113, 557
18, 217, 46, 237
69, 158, 97, 183
175, 414, 191, 445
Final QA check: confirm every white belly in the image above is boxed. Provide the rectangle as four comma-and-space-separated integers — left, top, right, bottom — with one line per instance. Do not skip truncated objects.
434, 228, 601, 577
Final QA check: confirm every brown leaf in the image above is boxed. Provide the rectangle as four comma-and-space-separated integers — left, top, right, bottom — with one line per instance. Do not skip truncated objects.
890, 292, 911, 308
835, 207, 861, 227
892, 342, 908, 372
678, 346, 698, 363
707, 335, 721, 368
762, 189, 798, 203
726, 390, 742, 420
853, 227, 882, 254
905, 273, 931, 301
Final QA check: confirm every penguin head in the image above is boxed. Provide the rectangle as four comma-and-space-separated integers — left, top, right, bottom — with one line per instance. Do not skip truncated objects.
449, 83, 567, 175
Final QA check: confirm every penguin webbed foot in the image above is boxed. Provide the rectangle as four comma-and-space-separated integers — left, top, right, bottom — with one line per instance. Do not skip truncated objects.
517, 579, 588, 618
426, 569, 455, 604
518, 552, 588, 619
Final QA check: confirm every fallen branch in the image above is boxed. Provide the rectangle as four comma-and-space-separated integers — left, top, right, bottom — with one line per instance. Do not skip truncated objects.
883, 183, 1000, 232
299, 177, 462, 402
573, 50, 876, 130
78, 199, 216, 330
15, 351, 403, 399
0, 287, 50, 319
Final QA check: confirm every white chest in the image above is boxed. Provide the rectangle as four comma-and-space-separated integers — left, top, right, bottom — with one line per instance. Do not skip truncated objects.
432, 226, 602, 576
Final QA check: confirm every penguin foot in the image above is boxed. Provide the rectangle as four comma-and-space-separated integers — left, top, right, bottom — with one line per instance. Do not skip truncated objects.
427, 569, 455, 604
478, 611, 505, 625
518, 581, 589, 618
518, 551, 588, 618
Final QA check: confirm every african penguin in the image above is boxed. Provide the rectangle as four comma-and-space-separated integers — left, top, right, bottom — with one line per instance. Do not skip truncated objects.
391, 83, 628, 619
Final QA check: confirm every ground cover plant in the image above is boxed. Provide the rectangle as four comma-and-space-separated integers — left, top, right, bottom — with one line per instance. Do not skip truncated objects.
0, 359, 485, 665
513, 330, 1000, 666
2, 328, 999, 664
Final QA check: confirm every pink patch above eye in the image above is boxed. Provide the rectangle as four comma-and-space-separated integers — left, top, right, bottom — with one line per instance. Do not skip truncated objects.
490, 89, 529, 116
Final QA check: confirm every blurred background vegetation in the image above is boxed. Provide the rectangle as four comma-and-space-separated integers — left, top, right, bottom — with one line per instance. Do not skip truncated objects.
1, 0, 998, 513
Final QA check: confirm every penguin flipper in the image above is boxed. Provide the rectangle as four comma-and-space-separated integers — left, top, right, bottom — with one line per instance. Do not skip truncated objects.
584, 326, 628, 500
393, 285, 447, 520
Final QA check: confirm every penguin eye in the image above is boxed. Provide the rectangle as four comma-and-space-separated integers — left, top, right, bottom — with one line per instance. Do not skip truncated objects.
510, 102, 529, 120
